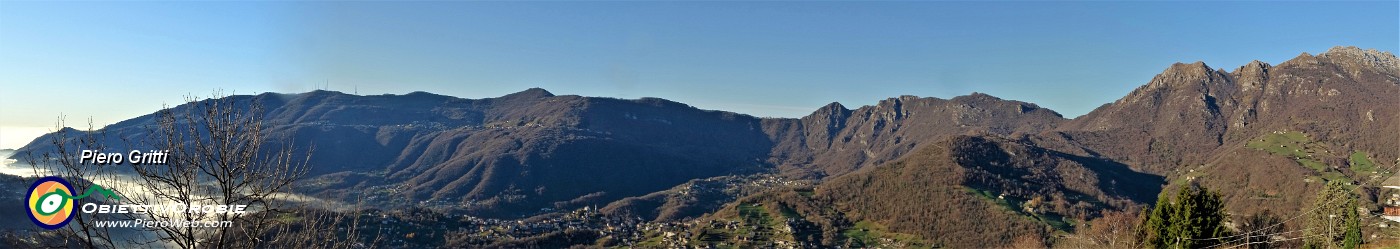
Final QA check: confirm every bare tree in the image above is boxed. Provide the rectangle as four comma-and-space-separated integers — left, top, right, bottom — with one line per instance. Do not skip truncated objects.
1053, 209, 1142, 249
22, 117, 131, 248
19, 91, 375, 248
1006, 233, 1047, 249
128, 91, 311, 248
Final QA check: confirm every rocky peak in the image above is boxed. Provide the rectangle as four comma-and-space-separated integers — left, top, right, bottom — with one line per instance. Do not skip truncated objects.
1282, 52, 1323, 67
1323, 46, 1398, 65
873, 96, 911, 121
802, 102, 853, 139
1320, 46, 1399, 76
1118, 61, 1234, 107
1148, 61, 1216, 89
809, 101, 852, 119
1238, 60, 1271, 74
819, 101, 849, 112
1235, 60, 1271, 92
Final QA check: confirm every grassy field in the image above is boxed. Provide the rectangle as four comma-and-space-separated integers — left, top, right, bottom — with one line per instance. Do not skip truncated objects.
692, 203, 792, 248
1246, 131, 1334, 174
841, 220, 933, 248
1352, 151, 1377, 173
966, 187, 1019, 212
964, 187, 1074, 231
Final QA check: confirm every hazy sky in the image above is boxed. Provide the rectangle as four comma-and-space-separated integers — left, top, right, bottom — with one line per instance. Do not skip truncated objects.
1, 1, 1396, 150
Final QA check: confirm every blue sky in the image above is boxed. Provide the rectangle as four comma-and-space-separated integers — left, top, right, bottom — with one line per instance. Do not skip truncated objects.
1, 1, 1396, 149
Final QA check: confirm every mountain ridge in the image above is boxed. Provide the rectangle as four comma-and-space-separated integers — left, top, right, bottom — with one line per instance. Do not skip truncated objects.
12, 46, 1397, 229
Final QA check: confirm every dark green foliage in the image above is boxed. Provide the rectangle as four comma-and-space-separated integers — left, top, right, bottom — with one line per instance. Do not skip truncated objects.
1304, 181, 1361, 249
1141, 184, 1228, 249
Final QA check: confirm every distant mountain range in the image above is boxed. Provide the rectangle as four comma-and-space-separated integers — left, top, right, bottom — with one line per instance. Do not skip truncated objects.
13, 46, 1397, 247
662, 46, 1398, 247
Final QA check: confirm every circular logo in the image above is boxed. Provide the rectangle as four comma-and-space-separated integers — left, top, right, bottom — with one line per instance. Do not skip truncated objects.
26, 176, 75, 230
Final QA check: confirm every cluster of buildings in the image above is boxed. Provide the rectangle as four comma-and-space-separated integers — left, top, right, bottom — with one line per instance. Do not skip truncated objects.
349, 173, 814, 247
